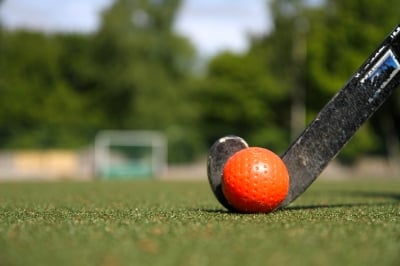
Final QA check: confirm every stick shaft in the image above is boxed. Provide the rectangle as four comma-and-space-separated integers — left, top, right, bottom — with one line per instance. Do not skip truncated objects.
280, 25, 400, 207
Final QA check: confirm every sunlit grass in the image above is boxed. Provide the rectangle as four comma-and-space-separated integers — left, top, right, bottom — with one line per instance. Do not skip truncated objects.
0, 179, 399, 266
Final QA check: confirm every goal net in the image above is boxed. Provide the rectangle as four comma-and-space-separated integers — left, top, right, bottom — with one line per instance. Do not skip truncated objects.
94, 130, 167, 179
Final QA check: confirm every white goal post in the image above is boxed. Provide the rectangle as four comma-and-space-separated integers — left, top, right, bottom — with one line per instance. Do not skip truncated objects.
94, 130, 167, 179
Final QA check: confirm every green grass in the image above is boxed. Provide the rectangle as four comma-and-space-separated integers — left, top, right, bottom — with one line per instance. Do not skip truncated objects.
0, 179, 399, 266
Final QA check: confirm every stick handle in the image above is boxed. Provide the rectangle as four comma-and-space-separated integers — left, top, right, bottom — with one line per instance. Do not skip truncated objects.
280, 24, 400, 207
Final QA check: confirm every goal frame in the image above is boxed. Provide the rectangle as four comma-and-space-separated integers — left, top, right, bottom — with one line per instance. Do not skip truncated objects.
94, 130, 167, 179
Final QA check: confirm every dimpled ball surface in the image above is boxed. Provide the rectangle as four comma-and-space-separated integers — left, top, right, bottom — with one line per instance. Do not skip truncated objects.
222, 147, 289, 213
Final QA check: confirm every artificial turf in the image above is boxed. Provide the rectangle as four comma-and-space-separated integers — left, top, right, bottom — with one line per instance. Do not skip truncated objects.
0, 179, 399, 266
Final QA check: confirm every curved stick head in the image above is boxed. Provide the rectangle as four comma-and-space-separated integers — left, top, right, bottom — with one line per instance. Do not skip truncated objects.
207, 136, 249, 210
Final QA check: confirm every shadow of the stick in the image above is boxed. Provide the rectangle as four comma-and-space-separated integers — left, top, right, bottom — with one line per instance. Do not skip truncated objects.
283, 190, 399, 210
282, 201, 396, 211
202, 190, 400, 213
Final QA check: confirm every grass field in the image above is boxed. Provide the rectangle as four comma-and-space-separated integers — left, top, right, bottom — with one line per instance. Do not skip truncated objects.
0, 179, 399, 266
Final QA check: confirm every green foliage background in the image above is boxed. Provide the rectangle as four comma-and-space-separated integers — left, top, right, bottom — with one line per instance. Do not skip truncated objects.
0, 0, 399, 163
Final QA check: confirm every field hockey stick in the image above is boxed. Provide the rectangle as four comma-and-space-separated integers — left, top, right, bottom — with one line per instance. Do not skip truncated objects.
208, 24, 400, 210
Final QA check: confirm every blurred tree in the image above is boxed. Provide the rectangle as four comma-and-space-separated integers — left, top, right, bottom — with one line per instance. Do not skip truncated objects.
255, 0, 313, 146
197, 0, 312, 155
197, 51, 290, 154
200, 0, 400, 162
0, 31, 96, 148
1, 0, 398, 165
266, 0, 309, 141
303, 0, 400, 162
0, 0, 200, 162
89, 0, 199, 162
